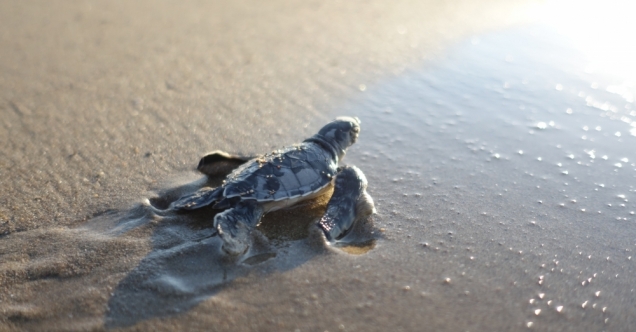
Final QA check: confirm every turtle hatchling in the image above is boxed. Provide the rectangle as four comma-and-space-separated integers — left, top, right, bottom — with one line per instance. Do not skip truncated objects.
171, 116, 376, 255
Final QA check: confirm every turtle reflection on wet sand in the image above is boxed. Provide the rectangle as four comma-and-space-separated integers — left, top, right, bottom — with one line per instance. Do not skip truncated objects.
169, 116, 376, 255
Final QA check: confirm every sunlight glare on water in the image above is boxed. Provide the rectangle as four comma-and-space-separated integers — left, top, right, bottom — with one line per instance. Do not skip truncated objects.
542, 0, 636, 80
540, 0, 636, 138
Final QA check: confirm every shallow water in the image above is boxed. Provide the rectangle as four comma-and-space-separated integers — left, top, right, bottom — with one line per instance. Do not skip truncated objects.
339, 24, 636, 330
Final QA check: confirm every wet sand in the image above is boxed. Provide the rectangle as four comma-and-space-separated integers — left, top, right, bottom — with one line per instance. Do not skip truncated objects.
12, 0, 636, 331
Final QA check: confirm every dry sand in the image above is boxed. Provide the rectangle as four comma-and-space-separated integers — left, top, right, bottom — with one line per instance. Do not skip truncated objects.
6, 1, 614, 331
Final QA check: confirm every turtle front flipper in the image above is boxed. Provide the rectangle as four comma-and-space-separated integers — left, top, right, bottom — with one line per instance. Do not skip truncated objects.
214, 200, 264, 255
197, 150, 255, 177
318, 166, 376, 241
170, 187, 223, 211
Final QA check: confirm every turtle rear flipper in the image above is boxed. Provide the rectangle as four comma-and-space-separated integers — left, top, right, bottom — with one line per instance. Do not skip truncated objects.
170, 187, 223, 211
318, 166, 376, 241
197, 150, 255, 176
214, 200, 264, 255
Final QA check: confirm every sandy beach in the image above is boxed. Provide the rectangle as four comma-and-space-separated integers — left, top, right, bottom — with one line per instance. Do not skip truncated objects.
4, 0, 636, 331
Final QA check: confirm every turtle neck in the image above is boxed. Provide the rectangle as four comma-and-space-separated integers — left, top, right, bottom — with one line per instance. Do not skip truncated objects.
303, 135, 342, 162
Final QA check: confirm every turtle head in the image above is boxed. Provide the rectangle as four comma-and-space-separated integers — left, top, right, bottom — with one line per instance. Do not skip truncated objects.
316, 116, 361, 159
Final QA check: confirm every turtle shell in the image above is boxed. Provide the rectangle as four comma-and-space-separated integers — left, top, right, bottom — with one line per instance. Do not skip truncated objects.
221, 143, 337, 202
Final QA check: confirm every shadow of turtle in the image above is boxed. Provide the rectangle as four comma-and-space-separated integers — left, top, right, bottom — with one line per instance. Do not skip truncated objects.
102, 174, 377, 329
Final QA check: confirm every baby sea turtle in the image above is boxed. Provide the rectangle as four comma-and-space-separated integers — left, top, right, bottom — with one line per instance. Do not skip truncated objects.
171, 116, 376, 255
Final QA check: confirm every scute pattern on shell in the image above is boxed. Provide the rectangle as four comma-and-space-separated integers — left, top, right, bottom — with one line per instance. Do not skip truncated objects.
222, 143, 337, 202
